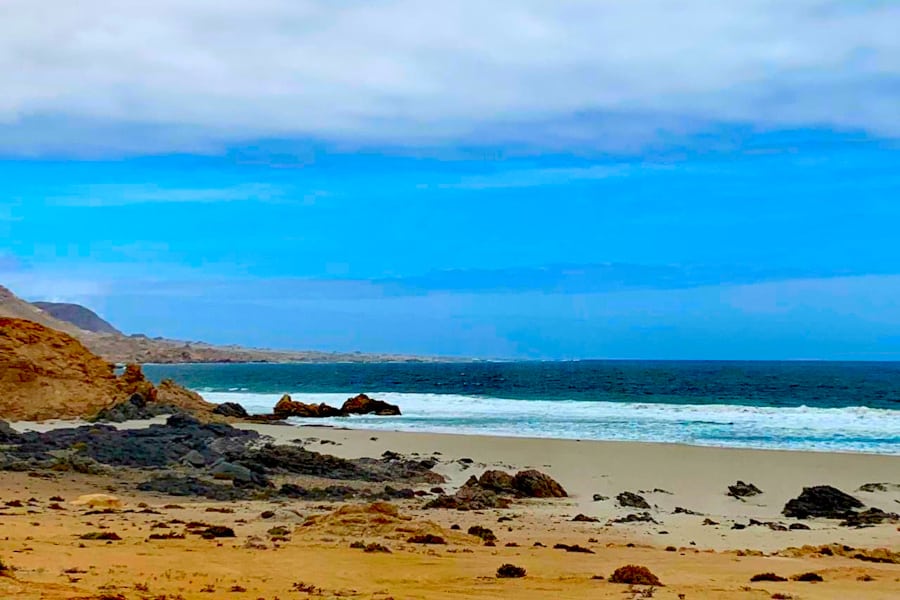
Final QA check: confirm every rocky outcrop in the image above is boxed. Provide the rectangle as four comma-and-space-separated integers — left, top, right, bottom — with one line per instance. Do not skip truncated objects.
341, 393, 401, 416
783, 486, 864, 519
270, 393, 401, 419
0, 317, 224, 422
425, 468, 566, 510
0, 317, 122, 420
273, 394, 345, 418
1, 414, 445, 500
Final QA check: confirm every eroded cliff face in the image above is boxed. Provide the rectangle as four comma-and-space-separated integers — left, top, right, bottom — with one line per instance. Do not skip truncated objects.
0, 318, 215, 421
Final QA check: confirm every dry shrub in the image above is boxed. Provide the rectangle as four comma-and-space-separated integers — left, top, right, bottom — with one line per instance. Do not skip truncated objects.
609, 565, 663, 586
497, 564, 526, 578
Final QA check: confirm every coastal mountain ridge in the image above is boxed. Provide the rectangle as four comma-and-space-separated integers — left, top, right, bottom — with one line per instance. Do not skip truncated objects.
32, 301, 122, 335
0, 284, 435, 364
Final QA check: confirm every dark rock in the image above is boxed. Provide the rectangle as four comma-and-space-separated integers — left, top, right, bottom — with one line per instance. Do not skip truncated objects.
702, 518, 719, 526
750, 573, 787, 582
92, 393, 180, 423
553, 543, 595, 554
407, 534, 445, 545
840, 508, 899, 528
609, 512, 657, 525
277, 484, 357, 501
212, 402, 249, 418
137, 475, 254, 501
592, 494, 609, 502
616, 491, 650, 509
467, 525, 497, 542
199, 525, 235, 539
273, 394, 345, 418
792, 572, 823, 582
731, 523, 746, 530
789, 523, 810, 530
473, 470, 516, 494
727, 481, 763, 499
673, 506, 701, 515
858, 482, 900, 493
572, 514, 600, 523
181, 450, 206, 467
0, 420, 19, 441
511, 470, 567, 498
341, 393, 401, 416
783, 486, 864, 519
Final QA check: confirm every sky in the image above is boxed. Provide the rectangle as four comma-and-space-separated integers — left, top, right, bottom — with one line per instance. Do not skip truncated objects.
2, 1, 900, 359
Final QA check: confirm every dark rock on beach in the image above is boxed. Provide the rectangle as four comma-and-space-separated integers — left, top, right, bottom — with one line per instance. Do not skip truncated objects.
512, 470, 567, 498
616, 491, 651, 509
212, 402, 249, 418
783, 485, 864, 519
727, 481, 763, 499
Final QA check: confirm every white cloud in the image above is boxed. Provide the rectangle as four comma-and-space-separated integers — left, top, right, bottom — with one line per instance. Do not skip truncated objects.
1, 1, 899, 155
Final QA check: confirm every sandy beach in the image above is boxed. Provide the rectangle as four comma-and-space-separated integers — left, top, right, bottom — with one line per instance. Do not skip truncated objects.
2, 419, 898, 599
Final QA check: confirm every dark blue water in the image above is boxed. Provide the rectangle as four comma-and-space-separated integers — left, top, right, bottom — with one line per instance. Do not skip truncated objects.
144, 361, 900, 454
145, 360, 900, 409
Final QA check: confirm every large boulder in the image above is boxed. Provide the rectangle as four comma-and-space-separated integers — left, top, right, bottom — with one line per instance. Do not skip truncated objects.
341, 393, 401, 416
273, 394, 345, 418
473, 469, 516, 494
512, 470, 568, 498
783, 486, 865, 519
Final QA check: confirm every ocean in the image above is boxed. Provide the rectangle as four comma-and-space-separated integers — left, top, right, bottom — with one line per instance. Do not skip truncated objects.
143, 361, 900, 455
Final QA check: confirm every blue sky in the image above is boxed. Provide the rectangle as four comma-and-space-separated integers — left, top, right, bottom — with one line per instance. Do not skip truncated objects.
2, 1, 900, 359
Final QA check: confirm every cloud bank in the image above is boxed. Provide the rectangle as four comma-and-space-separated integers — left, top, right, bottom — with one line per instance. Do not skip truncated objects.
2, 1, 899, 155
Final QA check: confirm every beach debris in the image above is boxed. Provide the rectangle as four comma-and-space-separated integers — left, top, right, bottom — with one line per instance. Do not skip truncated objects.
639, 488, 673, 495
609, 565, 663, 586
616, 492, 651, 509
782, 485, 864, 519
727, 481, 763, 499
70, 494, 122, 509
791, 572, 823, 582
750, 573, 787, 582
592, 494, 609, 502
496, 564, 526, 578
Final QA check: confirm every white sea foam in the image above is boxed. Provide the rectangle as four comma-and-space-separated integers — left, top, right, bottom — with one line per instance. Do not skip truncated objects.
200, 391, 900, 455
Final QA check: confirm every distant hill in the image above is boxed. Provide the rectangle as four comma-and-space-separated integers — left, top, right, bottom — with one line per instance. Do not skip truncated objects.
33, 301, 122, 335
0, 283, 438, 364
0, 285, 86, 337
